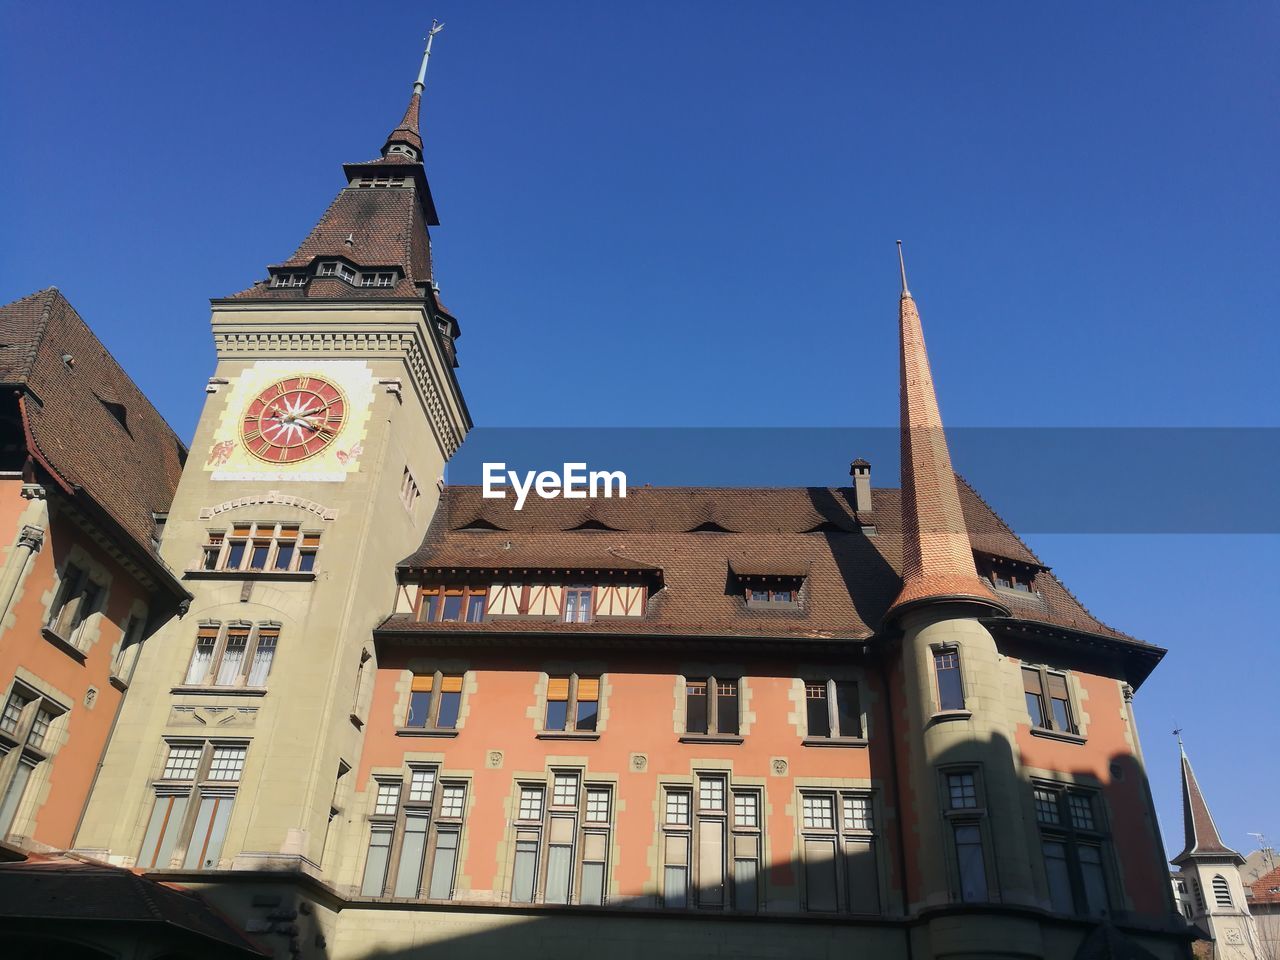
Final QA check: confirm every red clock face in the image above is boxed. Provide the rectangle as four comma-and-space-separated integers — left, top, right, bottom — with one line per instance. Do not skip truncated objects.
241, 376, 347, 464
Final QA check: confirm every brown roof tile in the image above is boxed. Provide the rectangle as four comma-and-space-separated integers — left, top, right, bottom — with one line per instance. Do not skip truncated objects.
0, 289, 186, 584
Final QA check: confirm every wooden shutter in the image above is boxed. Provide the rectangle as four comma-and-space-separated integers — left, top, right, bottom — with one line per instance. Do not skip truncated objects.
576, 678, 599, 702
547, 677, 570, 700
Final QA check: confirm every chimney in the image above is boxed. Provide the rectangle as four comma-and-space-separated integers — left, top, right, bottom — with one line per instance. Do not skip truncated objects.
850, 459, 872, 513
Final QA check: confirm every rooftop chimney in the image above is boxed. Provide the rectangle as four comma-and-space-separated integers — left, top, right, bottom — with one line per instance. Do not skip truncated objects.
850, 459, 872, 513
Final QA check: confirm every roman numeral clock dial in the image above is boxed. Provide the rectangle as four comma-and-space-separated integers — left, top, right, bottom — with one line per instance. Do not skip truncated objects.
240, 376, 347, 464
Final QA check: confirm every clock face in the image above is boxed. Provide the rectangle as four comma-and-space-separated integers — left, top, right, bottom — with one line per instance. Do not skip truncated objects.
240, 375, 347, 464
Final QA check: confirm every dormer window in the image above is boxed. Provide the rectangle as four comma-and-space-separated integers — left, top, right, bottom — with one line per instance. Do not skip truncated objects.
360, 272, 396, 288
976, 556, 1038, 594
317, 262, 358, 284
355, 176, 408, 188
734, 572, 805, 609
272, 273, 307, 288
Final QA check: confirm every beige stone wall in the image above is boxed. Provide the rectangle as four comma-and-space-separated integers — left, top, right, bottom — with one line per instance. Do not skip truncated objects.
75, 300, 467, 876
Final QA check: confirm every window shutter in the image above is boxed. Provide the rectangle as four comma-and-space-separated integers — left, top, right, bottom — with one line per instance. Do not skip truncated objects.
576, 678, 599, 702
439, 675, 464, 694
410, 675, 434, 693
1047, 673, 1070, 700
546, 677, 570, 700
1022, 667, 1044, 695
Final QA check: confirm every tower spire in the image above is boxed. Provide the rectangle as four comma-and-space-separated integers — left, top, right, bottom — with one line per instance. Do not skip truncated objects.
381, 21, 444, 162
887, 243, 1007, 621
1172, 738, 1243, 865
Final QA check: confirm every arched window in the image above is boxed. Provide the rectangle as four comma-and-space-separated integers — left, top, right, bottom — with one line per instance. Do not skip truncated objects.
1212, 875, 1233, 907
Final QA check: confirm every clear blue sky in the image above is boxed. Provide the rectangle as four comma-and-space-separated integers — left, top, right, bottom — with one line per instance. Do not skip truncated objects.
3, 3, 1277, 861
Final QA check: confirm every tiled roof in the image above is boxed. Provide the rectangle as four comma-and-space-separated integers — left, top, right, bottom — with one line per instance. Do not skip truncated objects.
0, 289, 187, 582
224, 184, 433, 303
1172, 745, 1242, 864
0, 855, 265, 954
383, 90, 424, 154
1248, 863, 1280, 905
890, 287, 1002, 618
387, 482, 1152, 662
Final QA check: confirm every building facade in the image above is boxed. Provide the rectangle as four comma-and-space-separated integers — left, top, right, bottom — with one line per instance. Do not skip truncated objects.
0, 288, 190, 853
0, 42, 1200, 960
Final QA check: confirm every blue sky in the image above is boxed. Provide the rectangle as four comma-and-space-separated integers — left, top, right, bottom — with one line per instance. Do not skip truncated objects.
3, 2, 1277, 861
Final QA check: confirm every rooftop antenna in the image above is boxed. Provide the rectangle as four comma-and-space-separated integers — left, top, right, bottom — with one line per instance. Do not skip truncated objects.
896, 240, 911, 298
414, 20, 445, 95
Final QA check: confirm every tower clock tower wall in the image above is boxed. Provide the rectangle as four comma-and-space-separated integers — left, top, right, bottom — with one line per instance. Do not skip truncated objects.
75, 296, 467, 871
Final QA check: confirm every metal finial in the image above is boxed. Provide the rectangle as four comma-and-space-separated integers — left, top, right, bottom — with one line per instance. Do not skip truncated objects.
896, 240, 911, 298
414, 20, 445, 94
1173, 725, 1185, 754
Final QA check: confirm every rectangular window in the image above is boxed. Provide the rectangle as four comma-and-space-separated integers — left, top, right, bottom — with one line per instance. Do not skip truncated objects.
544, 815, 575, 904
394, 813, 430, 897
518, 786, 544, 821
374, 780, 402, 816
1023, 666, 1077, 734
803, 794, 835, 830
715, 680, 739, 735
575, 677, 599, 731
1033, 783, 1111, 917
146, 740, 246, 871
215, 630, 248, 686
361, 771, 468, 900
685, 679, 708, 734
953, 823, 987, 902
50, 563, 103, 643
545, 676, 569, 730
439, 783, 466, 819
361, 826, 393, 896
805, 682, 830, 737
138, 793, 190, 869
842, 795, 873, 832
805, 680, 864, 739
733, 791, 759, 828
161, 743, 203, 780
511, 837, 539, 903
428, 829, 459, 899
183, 793, 234, 869
404, 673, 464, 729
246, 631, 277, 686
585, 787, 610, 823
665, 788, 691, 826
408, 766, 436, 802
934, 649, 964, 711
804, 837, 839, 911
698, 775, 726, 812
684, 676, 740, 737
0, 690, 31, 735
580, 830, 608, 905
663, 833, 689, 908
563, 587, 592, 623
202, 524, 319, 574
417, 586, 486, 623
947, 772, 978, 810
552, 772, 579, 807
207, 746, 246, 781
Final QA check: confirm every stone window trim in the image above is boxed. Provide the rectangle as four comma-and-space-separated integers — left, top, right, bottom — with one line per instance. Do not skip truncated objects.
1022, 663, 1088, 744
937, 764, 994, 904
536, 673, 603, 739
927, 643, 972, 720
0, 680, 68, 806
797, 787, 883, 915
357, 766, 468, 901
659, 772, 761, 912
175, 620, 280, 692
190, 523, 320, 580
800, 678, 868, 746
397, 670, 467, 736
1031, 779, 1115, 917
43, 557, 110, 658
679, 674, 743, 742
507, 769, 614, 906
139, 739, 248, 871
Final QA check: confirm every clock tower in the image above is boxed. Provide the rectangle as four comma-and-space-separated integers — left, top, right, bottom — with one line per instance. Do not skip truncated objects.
74, 38, 469, 885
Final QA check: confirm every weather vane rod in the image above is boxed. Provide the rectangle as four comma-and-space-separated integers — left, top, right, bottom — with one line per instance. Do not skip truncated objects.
414, 19, 445, 94
896, 240, 911, 298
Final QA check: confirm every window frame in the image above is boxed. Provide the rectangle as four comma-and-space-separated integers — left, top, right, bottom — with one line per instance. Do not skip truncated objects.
940, 767, 991, 904
798, 788, 882, 914
139, 738, 247, 871
931, 645, 967, 713
682, 675, 741, 739
46, 561, 106, 648
541, 673, 601, 735
0, 682, 67, 835
1032, 781, 1113, 917
358, 765, 468, 901
198, 523, 319, 575
415, 585, 488, 624
402, 671, 465, 732
180, 621, 280, 690
802, 678, 865, 742
1022, 665, 1080, 738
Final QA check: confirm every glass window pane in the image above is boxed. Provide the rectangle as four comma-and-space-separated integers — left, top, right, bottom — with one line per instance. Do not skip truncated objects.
585, 788, 610, 823
1026, 692, 1046, 727
436, 691, 461, 729
0, 762, 33, 834
806, 683, 830, 737
575, 698, 598, 731
664, 865, 687, 908
954, 824, 988, 902
947, 773, 978, 809
440, 594, 462, 621
466, 594, 486, 622
545, 842, 573, 904
845, 838, 880, 913
1043, 840, 1074, 913
804, 838, 838, 911
935, 651, 964, 710
665, 790, 690, 826
1051, 697, 1075, 733
184, 794, 233, 869
552, 773, 579, 807
208, 746, 246, 781
1080, 845, 1109, 916
511, 839, 538, 902
733, 792, 758, 828
834, 681, 861, 737
408, 767, 436, 803
250, 544, 269, 569
361, 827, 393, 896
716, 680, 739, 735
519, 786, 544, 820
407, 691, 433, 728
247, 634, 276, 686
274, 544, 295, 570
733, 857, 758, 912
162, 744, 203, 780
544, 698, 568, 731
226, 542, 246, 569
393, 813, 430, 897
138, 793, 188, 869
581, 860, 605, 905
802, 794, 835, 830
439, 784, 465, 819
297, 550, 316, 573
685, 680, 707, 734
428, 830, 459, 899
186, 637, 215, 685
216, 634, 248, 685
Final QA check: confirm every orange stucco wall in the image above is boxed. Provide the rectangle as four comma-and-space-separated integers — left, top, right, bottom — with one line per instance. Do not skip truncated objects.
359, 647, 899, 906
0, 479, 155, 848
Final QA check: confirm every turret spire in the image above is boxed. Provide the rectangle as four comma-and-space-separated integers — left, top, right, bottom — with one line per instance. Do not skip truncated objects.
382, 21, 445, 162
887, 244, 1007, 620
1172, 738, 1243, 865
